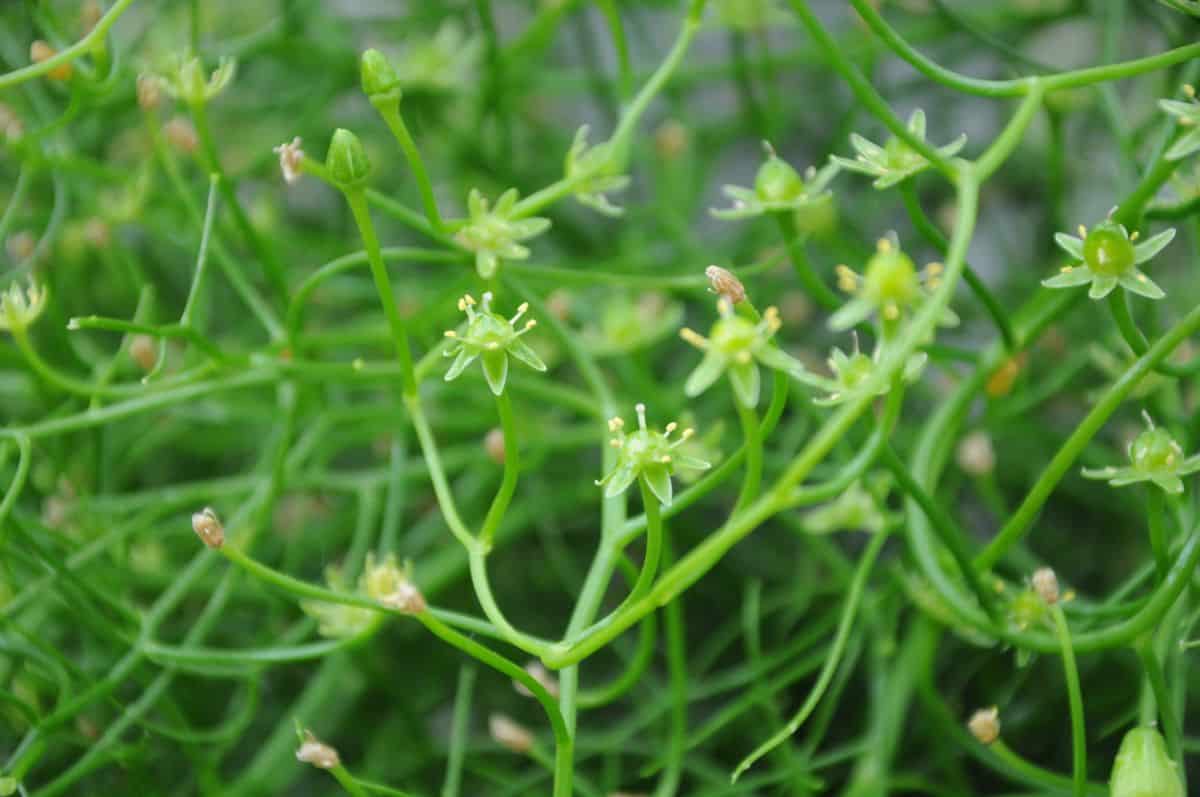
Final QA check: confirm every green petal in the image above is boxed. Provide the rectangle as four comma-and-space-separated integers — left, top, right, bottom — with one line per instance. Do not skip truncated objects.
1120, 271, 1166, 300
507, 338, 547, 371
481, 349, 509, 395
1132, 228, 1175, 264
1042, 267, 1092, 288
938, 133, 967, 158
829, 155, 881, 176
673, 454, 711, 471
1088, 273, 1119, 299
727, 361, 761, 407
848, 134, 884, 160
754, 344, 803, 374
1109, 470, 1151, 487
1053, 233, 1085, 260
1178, 454, 1200, 475
1165, 127, 1200, 161
603, 462, 638, 498
907, 108, 927, 140
828, 297, 874, 331
641, 465, 673, 507
1152, 475, 1184, 495
1081, 466, 1119, 481
476, 250, 498, 280
444, 348, 478, 381
684, 350, 727, 397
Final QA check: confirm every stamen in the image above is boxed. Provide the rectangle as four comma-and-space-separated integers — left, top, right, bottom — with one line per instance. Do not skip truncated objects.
1130, 231, 1140, 241
1142, 409, 1155, 429
876, 237, 892, 253
851, 330, 860, 354
883, 303, 900, 321
924, 262, 944, 277
635, 403, 647, 430
660, 455, 672, 464
1077, 224, 1087, 239
681, 428, 695, 440
664, 422, 677, 434
480, 291, 494, 311
1060, 265, 1073, 273
444, 330, 457, 338
679, 327, 708, 348
608, 416, 624, 432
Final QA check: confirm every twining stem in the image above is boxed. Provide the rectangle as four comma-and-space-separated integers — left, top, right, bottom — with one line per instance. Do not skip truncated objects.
1049, 604, 1087, 797
374, 103, 444, 232
481, 391, 521, 548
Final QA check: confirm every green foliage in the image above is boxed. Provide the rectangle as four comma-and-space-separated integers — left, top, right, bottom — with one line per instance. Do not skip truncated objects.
2, 1, 1200, 796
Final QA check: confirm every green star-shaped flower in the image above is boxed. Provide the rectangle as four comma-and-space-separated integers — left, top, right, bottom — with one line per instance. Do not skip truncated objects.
812, 335, 926, 407
711, 143, 838, 221
443, 292, 547, 395
564, 126, 630, 217
1159, 84, 1200, 160
0, 280, 47, 334
828, 236, 958, 332
1043, 220, 1175, 300
595, 404, 710, 506
1082, 413, 1200, 495
454, 188, 551, 279
159, 55, 236, 105
831, 109, 966, 189
679, 300, 809, 407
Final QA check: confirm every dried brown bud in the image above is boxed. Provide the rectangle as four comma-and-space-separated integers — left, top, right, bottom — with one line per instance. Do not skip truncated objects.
129, 335, 157, 372
31, 41, 72, 81
956, 431, 995, 476
489, 713, 534, 754
655, 119, 689, 160
295, 730, 340, 769
968, 707, 1000, 745
164, 116, 198, 154
191, 507, 225, 549
273, 136, 304, 184
514, 661, 560, 699
136, 74, 162, 110
1032, 567, 1059, 605
80, 0, 103, 34
705, 265, 746, 305
6, 230, 36, 263
546, 289, 572, 321
83, 218, 110, 248
484, 427, 506, 465
380, 580, 426, 614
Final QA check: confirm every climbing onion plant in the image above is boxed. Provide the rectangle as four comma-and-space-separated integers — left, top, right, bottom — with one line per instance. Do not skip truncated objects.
2, 2, 1200, 796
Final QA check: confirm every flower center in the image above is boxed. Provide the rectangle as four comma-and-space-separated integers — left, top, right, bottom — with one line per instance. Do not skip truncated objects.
884, 137, 922, 170
710, 316, 760, 356
754, 157, 804, 203
863, 250, 920, 306
1131, 428, 1181, 473
1083, 226, 1135, 276
840, 353, 875, 389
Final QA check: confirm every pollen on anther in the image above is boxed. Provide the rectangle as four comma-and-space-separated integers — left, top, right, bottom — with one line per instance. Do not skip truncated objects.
1060, 265, 1073, 273
608, 416, 624, 432
1077, 224, 1087, 238
883, 303, 900, 321
485, 341, 501, 350
660, 455, 671, 463
444, 330, 457, 338
524, 320, 537, 330
925, 262, 944, 276
665, 422, 677, 434
1131, 231, 1140, 241
876, 238, 892, 253
1137, 274, 1148, 282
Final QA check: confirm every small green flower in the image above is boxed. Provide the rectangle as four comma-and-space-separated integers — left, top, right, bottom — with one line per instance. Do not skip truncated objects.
300, 563, 378, 638
831, 109, 966, 189
679, 300, 808, 407
828, 236, 958, 331
1110, 727, 1184, 797
159, 55, 236, 105
596, 404, 710, 506
564, 126, 630, 217
443, 292, 547, 395
1159, 84, 1200, 160
1044, 220, 1175, 300
325, 128, 371, 189
812, 334, 926, 407
0, 280, 47, 333
803, 480, 889, 535
711, 143, 839, 221
1082, 413, 1200, 495
394, 21, 482, 94
362, 552, 425, 613
454, 188, 550, 279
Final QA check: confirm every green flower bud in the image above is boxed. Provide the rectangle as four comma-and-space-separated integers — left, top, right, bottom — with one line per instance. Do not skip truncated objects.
360, 49, 401, 105
1110, 727, 1183, 797
326, 128, 371, 189
754, 148, 805, 204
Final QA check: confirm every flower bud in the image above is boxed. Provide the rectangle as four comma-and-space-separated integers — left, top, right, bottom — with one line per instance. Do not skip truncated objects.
655, 120, 689, 160
326, 128, 371, 189
956, 431, 995, 476
80, 0, 103, 34
163, 116, 198, 154
360, 49, 401, 105
136, 74, 162, 110
514, 661, 560, 698
1032, 567, 1059, 605
191, 507, 225, 549
967, 707, 1000, 745
129, 335, 157, 372
295, 729, 340, 770
754, 145, 805, 204
30, 41, 72, 81
485, 427, 506, 465
489, 713, 534, 754
705, 265, 746, 305
1110, 727, 1183, 797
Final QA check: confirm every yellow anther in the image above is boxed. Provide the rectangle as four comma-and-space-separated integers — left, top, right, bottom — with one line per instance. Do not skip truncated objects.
660, 455, 672, 464
444, 330, 457, 338
1077, 224, 1087, 238
876, 238, 892, 253
883, 303, 900, 321
1060, 265, 1073, 273
1130, 231, 1140, 241
664, 422, 677, 434
679, 327, 708, 348
925, 262, 943, 276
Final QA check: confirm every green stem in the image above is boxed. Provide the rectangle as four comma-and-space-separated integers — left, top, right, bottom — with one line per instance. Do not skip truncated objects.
343, 189, 417, 396
329, 765, 370, 797
480, 391, 520, 548
0, 0, 138, 89
180, 173, 221, 327
733, 397, 763, 511
1050, 604, 1087, 797
374, 102, 444, 232
440, 665, 476, 797
1146, 487, 1169, 582
774, 212, 840, 310
1138, 641, 1183, 775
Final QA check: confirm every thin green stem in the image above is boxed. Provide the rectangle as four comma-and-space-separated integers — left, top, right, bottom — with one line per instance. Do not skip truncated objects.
1050, 604, 1087, 797
774, 212, 840, 310
480, 391, 520, 548
374, 102, 444, 232
733, 397, 762, 511
1146, 487, 1169, 582
441, 665, 476, 797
